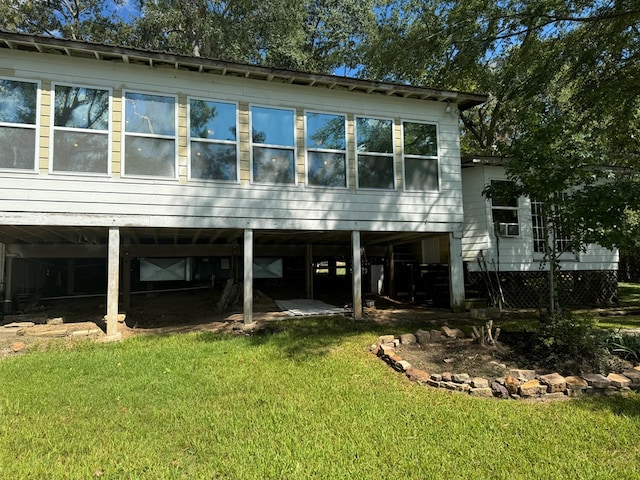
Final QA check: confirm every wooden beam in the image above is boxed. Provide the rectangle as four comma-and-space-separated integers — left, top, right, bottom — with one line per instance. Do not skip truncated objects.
243, 229, 253, 324
105, 227, 120, 337
387, 244, 395, 298
352, 231, 362, 320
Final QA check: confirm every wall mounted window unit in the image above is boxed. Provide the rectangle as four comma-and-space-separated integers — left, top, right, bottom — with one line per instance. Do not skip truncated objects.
250, 105, 296, 185
402, 121, 439, 191
51, 84, 110, 174
0, 78, 39, 171
123, 91, 177, 179
305, 111, 347, 188
188, 98, 239, 182
356, 116, 395, 189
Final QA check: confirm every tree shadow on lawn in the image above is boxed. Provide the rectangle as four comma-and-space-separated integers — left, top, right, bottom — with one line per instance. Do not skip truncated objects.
243, 316, 390, 362
570, 392, 640, 418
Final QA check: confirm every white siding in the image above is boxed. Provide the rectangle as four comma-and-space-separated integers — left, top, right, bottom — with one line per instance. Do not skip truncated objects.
0, 48, 464, 234
462, 165, 618, 272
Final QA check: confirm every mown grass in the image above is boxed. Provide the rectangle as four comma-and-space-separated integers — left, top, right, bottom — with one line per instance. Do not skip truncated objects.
1, 317, 640, 479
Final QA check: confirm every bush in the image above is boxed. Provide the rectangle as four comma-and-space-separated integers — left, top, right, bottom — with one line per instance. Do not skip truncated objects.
532, 313, 611, 374
607, 332, 640, 362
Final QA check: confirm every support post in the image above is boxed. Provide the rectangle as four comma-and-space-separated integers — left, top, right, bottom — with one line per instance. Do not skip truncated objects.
0, 243, 5, 298
106, 227, 120, 337
305, 243, 313, 299
66, 259, 75, 295
351, 231, 362, 320
243, 229, 253, 324
3, 255, 13, 314
448, 231, 465, 313
387, 244, 395, 298
122, 251, 131, 313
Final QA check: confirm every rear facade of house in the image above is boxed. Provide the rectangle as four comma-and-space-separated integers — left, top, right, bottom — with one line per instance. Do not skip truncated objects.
0, 32, 487, 334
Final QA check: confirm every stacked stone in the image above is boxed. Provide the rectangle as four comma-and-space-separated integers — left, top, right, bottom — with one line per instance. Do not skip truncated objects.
371, 329, 640, 401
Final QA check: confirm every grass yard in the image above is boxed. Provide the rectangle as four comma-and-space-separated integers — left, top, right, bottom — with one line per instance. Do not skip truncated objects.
1, 316, 639, 479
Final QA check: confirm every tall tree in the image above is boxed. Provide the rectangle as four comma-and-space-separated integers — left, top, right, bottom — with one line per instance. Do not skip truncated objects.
133, 0, 375, 73
0, 0, 135, 43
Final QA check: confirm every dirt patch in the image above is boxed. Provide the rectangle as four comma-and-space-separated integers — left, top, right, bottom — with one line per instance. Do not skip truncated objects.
394, 338, 521, 379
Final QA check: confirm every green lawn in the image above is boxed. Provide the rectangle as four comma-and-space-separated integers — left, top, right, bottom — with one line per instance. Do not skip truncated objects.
1, 317, 639, 479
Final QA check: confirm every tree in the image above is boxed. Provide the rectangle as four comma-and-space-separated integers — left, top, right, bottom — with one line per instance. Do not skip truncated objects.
133, 0, 375, 73
0, 0, 135, 43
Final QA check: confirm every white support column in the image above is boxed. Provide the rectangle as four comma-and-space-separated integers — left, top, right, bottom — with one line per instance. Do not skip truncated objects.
106, 227, 120, 337
243, 229, 254, 324
448, 231, 465, 313
351, 231, 362, 320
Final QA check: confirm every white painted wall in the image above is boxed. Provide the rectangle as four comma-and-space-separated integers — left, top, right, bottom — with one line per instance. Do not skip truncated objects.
462, 165, 618, 272
0, 48, 465, 235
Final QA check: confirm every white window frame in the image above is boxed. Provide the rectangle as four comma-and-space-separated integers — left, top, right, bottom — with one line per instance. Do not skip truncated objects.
531, 196, 578, 260
249, 104, 297, 185
490, 179, 520, 237
355, 115, 396, 190
0, 76, 40, 173
50, 82, 112, 177
401, 120, 440, 192
187, 97, 239, 183
304, 109, 348, 189
122, 89, 178, 180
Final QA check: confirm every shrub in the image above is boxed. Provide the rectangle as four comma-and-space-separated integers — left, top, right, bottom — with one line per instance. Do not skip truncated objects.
607, 332, 640, 362
532, 313, 611, 374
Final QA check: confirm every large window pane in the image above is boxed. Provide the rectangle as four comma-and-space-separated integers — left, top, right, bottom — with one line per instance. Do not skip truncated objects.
404, 122, 437, 156
189, 99, 236, 141
53, 131, 108, 173
405, 158, 438, 191
357, 155, 394, 189
54, 86, 109, 130
0, 79, 38, 171
191, 142, 237, 181
251, 106, 294, 146
0, 79, 37, 124
356, 117, 393, 154
251, 106, 295, 184
0, 126, 36, 169
124, 136, 176, 177
253, 146, 295, 184
306, 113, 345, 150
308, 152, 346, 187
125, 92, 175, 136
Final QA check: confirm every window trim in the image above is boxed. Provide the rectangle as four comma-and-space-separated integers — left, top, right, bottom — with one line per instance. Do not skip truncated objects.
0, 76, 41, 173
303, 109, 348, 189
121, 89, 179, 180
187, 96, 240, 184
355, 115, 396, 191
249, 104, 297, 186
531, 197, 578, 261
401, 120, 440, 192
489, 179, 520, 238
49, 82, 112, 177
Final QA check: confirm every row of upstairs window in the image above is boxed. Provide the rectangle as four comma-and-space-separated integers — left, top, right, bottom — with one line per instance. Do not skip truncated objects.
0, 78, 440, 191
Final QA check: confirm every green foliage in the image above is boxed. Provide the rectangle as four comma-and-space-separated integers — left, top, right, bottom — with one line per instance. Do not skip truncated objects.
532, 313, 611, 374
607, 332, 640, 362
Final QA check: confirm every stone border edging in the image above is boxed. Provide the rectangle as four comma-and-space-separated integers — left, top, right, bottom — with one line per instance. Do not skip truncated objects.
371, 329, 640, 400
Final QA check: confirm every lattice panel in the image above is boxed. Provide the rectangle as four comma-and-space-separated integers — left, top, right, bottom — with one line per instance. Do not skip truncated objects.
467, 270, 618, 309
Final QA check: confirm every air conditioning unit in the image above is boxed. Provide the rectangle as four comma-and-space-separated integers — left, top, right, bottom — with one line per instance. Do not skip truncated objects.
497, 223, 519, 237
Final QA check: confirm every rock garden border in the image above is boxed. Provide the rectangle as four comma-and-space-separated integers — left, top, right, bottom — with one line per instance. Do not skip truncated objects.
371, 328, 640, 400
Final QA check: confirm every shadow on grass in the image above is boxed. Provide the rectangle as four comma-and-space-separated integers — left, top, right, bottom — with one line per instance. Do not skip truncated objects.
243, 316, 388, 362
571, 392, 640, 418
